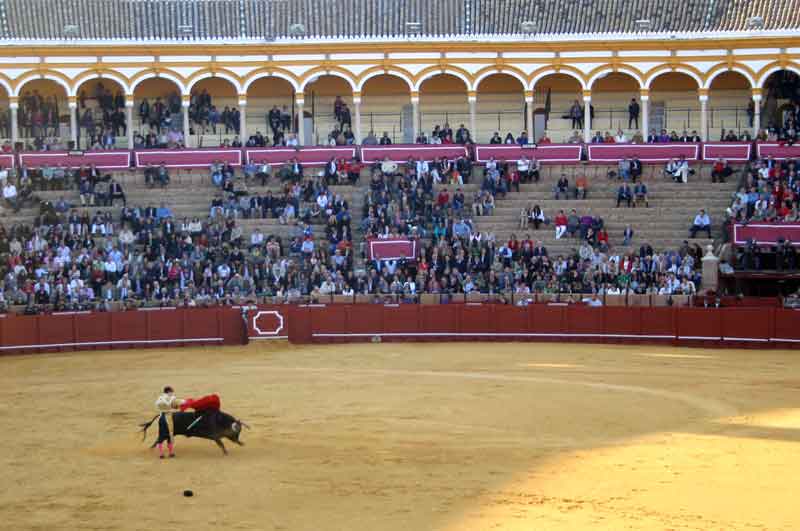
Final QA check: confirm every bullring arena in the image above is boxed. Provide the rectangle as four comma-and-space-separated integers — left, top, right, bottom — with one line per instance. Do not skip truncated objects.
3, 341, 800, 530
3, 0, 800, 529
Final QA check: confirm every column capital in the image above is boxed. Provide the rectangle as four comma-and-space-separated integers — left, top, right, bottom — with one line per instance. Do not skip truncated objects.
524, 89, 533, 102
125, 98, 134, 108
639, 88, 650, 98
352, 96, 362, 105
699, 94, 709, 103
295, 92, 305, 105
68, 101, 77, 109
582, 89, 592, 99
181, 94, 190, 106
697, 88, 709, 97
352, 91, 361, 99
238, 94, 248, 106
410, 91, 419, 104
467, 90, 477, 102
9, 102, 19, 110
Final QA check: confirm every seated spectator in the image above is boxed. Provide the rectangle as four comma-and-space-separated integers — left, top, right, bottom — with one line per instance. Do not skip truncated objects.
711, 158, 733, 183
516, 131, 530, 145
554, 174, 569, 199
109, 179, 126, 207
2, 179, 18, 212
574, 174, 588, 199
623, 224, 634, 246
630, 156, 642, 181
590, 131, 604, 143
614, 129, 628, 143
567, 130, 583, 143
665, 156, 690, 183
379, 131, 392, 145
529, 204, 545, 230
634, 181, 649, 207
566, 209, 580, 237
489, 132, 502, 144
554, 210, 567, 239
689, 209, 711, 239
616, 182, 633, 207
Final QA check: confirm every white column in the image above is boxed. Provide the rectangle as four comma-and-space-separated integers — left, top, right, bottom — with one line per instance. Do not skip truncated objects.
640, 93, 649, 140
125, 99, 134, 149
296, 96, 305, 146
10, 103, 19, 146
468, 93, 477, 142
699, 94, 709, 142
525, 92, 534, 141
411, 94, 419, 142
353, 95, 362, 144
182, 101, 191, 147
239, 97, 247, 141
583, 94, 592, 142
69, 101, 78, 147
752, 93, 762, 137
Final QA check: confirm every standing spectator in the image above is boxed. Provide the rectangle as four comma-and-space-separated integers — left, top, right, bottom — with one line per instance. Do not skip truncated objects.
569, 99, 583, 129
628, 98, 640, 129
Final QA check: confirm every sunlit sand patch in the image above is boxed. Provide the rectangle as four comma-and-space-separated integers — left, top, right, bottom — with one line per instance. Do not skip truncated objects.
717, 408, 800, 429
519, 363, 584, 369
635, 353, 717, 360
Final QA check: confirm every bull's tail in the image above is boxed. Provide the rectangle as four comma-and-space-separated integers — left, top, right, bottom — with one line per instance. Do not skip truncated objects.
139, 415, 159, 445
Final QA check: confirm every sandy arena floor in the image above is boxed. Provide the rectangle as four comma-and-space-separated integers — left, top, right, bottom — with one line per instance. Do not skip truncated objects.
1, 341, 800, 531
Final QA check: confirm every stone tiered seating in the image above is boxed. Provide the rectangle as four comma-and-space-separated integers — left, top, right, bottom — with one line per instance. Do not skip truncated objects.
2, 158, 738, 267
464, 163, 738, 255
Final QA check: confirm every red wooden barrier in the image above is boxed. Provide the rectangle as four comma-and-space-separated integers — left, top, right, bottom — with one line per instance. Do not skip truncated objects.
587, 143, 699, 163
0, 308, 242, 355
474, 144, 582, 163
245, 147, 357, 166
19, 150, 132, 170
756, 142, 800, 160
292, 304, 800, 348
702, 142, 751, 162
134, 148, 242, 168
360, 144, 468, 164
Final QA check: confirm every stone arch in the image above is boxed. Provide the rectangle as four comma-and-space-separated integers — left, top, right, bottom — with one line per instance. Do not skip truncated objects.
473, 66, 529, 92
72, 70, 130, 97
644, 65, 703, 89
757, 62, 800, 88
0, 74, 13, 98
530, 66, 587, 91
184, 68, 243, 95
12, 70, 71, 97
242, 69, 300, 94
129, 69, 187, 95
299, 67, 357, 93
413, 65, 472, 91
703, 64, 756, 90
356, 67, 414, 92
587, 66, 644, 90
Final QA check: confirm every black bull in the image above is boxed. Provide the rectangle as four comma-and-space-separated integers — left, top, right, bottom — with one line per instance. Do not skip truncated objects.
140, 410, 248, 455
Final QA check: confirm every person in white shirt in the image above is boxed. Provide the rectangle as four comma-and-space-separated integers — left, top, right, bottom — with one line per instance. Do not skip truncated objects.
415, 159, 430, 176
689, 209, 711, 238
250, 229, 265, 247
666, 156, 690, 183
614, 129, 628, 143
3, 181, 18, 211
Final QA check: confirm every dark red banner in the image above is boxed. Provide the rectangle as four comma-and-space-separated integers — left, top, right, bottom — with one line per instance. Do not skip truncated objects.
244, 146, 356, 166
134, 148, 242, 168
474, 144, 581, 163
360, 144, 469, 164
367, 238, 418, 261
587, 143, 699, 163
0, 153, 15, 169
702, 142, 752, 162
19, 150, 131, 169
756, 143, 800, 160
732, 223, 800, 246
